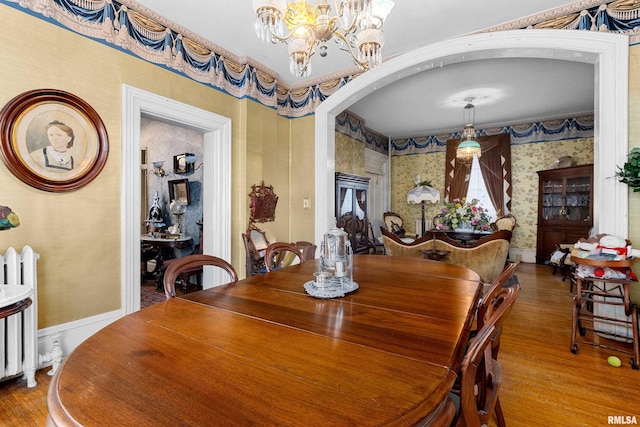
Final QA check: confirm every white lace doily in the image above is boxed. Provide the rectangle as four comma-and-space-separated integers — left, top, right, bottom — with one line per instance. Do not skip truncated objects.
303, 280, 359, 299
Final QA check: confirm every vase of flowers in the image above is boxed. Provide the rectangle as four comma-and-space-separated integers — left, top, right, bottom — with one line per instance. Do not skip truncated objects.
436, 197, 491, 231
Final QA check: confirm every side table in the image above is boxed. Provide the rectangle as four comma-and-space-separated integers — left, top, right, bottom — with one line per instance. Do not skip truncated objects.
570, 257, 638, 369
140, 234, 193, 290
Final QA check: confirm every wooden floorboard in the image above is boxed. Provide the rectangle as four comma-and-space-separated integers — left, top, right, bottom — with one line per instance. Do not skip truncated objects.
0, 263, 638, 426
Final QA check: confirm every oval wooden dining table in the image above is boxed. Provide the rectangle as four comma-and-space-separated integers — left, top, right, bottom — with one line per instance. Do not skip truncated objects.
47, 256, 482, 427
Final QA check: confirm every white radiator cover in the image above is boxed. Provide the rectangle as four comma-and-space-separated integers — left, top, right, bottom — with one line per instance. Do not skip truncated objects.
0, 246, 38, 388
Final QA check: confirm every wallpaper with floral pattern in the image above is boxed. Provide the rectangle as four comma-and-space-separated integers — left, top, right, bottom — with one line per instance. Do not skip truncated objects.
336, 132, 366, 176
390, 138, 594, 249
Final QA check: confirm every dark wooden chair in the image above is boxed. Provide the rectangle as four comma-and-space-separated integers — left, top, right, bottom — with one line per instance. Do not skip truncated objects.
163, 254, 238, 299
161, 231, 204, 294
242, 226, 270, 277
294, 241, 317, 260
452, 268, 520, 395
414, 393, 458, 427
383, 211, 407, 238
264, 242, 305, 272
549, 243, 576, 291
455, 324, 506, 427
476, 264, 521, 360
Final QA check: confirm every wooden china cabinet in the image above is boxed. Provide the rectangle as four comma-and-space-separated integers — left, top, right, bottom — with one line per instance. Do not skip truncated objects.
536, 164, 593, 263
335, 173, 370, 254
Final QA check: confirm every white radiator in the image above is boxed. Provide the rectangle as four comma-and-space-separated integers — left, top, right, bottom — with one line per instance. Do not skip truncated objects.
0, 246, 38, 387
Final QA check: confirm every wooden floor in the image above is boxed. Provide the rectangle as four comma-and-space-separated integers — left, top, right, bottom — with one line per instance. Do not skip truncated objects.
1, 263, 638, 426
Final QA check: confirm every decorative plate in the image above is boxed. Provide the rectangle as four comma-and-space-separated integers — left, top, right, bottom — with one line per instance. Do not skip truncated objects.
303, 280, 359, 299
553, 156, 576, 168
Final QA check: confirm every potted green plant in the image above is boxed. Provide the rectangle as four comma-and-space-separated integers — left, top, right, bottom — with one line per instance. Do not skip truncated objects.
617, 147, 640, 192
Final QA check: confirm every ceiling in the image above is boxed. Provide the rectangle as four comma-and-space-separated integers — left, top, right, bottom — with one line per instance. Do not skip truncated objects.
132, 0, 594, 138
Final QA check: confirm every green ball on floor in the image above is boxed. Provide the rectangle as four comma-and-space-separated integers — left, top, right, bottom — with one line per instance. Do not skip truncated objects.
607, 356, 622, 367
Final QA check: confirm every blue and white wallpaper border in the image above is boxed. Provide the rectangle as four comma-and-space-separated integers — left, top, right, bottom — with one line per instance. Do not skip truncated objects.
2, 0, 635, 151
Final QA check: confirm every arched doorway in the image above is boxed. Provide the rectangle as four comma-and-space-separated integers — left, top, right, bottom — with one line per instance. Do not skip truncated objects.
315, 29, 629, 244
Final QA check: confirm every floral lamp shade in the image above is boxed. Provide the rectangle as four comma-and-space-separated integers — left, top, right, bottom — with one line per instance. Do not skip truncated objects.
0, 206, 20, 230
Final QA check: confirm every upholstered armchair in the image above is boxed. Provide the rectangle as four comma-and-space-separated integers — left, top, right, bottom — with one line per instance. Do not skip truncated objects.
381, 228, 512, 283
491, 214, 517, 232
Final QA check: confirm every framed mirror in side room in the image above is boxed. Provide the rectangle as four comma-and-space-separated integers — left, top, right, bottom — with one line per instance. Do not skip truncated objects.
168, 178, 190, 205
173, 152, 194, 174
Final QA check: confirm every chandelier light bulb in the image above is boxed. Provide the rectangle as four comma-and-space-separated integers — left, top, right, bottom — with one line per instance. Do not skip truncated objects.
253, 0, 394, 77
253, 0, 287, 43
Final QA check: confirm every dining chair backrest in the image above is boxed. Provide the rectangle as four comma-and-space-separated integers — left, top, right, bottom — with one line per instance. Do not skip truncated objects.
478, 261, 519, 327
294, 241, 317, 261
458, 324, 505, 427
415, 393, 458, 427
264, 242, 305, 272
478, 280, 521, 360
163, 254, 238, 299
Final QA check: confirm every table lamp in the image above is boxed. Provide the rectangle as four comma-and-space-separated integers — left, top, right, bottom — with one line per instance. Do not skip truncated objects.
407, 175, 440, 237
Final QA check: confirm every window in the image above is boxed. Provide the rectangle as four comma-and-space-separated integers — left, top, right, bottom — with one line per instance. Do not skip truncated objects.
466, 155, 497, 221
444, 133, 512, 217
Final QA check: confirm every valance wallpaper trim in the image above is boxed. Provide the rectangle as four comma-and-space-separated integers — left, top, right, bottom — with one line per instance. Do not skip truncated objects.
1, 0, 634, 129
391, 115, 594, 156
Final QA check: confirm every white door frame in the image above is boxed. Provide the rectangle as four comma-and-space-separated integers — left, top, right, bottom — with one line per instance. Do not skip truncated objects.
121, 85, 232, 314
315, 29, 629, 245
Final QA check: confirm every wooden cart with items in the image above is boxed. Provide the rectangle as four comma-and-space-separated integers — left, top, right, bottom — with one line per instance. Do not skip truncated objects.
570, 256, 638, 369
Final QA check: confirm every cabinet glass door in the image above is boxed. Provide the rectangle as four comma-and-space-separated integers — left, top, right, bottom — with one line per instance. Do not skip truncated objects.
353, 189, 367, 251
336, 187, 353, 230
565, 176, 590, 222
541, 179, 563, 220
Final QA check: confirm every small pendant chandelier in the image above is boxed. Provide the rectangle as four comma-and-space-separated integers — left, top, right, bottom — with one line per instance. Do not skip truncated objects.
456, 98, 482, 163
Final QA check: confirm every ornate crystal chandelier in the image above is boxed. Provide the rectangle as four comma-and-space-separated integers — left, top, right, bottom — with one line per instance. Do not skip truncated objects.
456, 98, 482, 163
252, 0, 395, 78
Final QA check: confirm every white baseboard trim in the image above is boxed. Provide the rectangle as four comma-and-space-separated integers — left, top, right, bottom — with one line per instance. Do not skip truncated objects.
509, 248, 537, 264
36, 309, 124, 371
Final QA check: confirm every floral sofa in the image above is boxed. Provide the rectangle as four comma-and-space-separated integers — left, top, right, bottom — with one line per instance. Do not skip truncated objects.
380, 228, 512, 284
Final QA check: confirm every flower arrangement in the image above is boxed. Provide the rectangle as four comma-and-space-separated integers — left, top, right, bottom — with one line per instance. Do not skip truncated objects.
436, 197, 491, 231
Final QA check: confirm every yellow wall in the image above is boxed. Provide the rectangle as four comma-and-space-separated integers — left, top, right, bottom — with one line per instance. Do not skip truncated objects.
0, 5, 315, 326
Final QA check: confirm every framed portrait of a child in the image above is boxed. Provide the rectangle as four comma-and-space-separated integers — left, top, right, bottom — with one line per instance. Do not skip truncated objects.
0, 89, 109, 192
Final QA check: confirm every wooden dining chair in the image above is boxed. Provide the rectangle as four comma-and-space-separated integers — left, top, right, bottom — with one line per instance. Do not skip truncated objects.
479, 261, 520, 318
415, 394, 458, 427
264, 242, 305, 272
452, 267, 520, 395
161, 230, 204, 294
163, 254, 238, 299
455, 324, 506, 427
478, 276, 521, 360
294, 241, 317, 260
